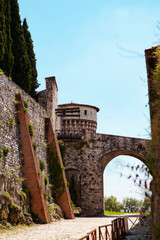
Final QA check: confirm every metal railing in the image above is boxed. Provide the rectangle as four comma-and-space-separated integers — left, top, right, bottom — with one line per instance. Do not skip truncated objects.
56, 130, 82, 139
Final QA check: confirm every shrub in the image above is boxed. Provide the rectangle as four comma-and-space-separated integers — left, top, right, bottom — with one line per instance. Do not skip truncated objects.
44, 176, 49, 186
28, 124, 34, 136
44, 192, 48, 199
8, 117, 15, 127
32, 142, 37, 151
39, 159, 46, 171
24, 101, 29, 108
3, 146, 10, 157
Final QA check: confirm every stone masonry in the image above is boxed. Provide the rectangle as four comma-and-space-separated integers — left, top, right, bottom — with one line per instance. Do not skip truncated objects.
0, 74, 74, 224
62, 132, 148, 216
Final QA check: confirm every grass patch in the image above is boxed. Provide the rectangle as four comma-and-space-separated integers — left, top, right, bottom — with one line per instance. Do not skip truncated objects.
105, 210, 140, 216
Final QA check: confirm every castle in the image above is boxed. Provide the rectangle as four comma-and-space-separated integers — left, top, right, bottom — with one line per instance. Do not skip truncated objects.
0, 45, 158, 222
36, 76, 99, 135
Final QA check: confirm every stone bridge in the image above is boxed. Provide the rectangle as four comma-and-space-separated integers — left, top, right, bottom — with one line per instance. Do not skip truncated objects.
62, 132, 149, 216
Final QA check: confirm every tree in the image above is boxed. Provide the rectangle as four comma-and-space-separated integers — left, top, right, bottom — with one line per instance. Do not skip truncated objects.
105, 195, 122, 212
145, 46, 160, 240
142, 197, 151, 213
22, 18, 39, 97
10, 0, 32, 93
122, 197, 142, 213
0, 0, 6, 66
2, 0, 14, 76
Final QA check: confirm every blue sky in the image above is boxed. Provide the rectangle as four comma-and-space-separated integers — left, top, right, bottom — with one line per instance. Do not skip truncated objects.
19, 0, 159, 202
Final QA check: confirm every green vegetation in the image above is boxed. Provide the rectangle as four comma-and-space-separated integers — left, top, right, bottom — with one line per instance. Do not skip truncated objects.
58, 140, 66, 160
104, 210, 140, 216
2, 191, 10, 199
9, 202, 18, 209
39, 159, 46, 171
3, 146, 10, 157
44, 176, 49, 186
47, 140, 66, 199
22, 18, 39, 97
104, 195, 150, 213
8, 117, 15, 127
32, 142, 37, 151
0, 0, 39, 96
28, 124, 34, 137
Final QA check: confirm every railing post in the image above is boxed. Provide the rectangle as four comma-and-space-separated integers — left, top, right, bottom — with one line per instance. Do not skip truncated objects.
124, 215, 128, 234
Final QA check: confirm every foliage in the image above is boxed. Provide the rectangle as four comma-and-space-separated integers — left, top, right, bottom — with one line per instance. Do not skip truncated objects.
104, 195, 123, 212
32, 142, 37, 151
44, 176, 49, 186
105, 210, 126, 216
146, 46, 160, 240
8, 117, 15, 127
18, 190, 27, 200
2, 191, 10, 199
39, 159, 46, 171
142, 197, 151, 212
28, 124, 34, 137
24, 100, 29, 110
3, 146, 10, 157
0, 0, 39, 94
47, 140, 66, 199
0, 0, 7, 66
71, 200, 81, 214
1, 0, 14, 77
122, 197, 143, 212
9, 202, 18, 209
22, 18, 39, 97
58, 140, 66, 160
10, 0, 32, 93
104, 195, 145, 213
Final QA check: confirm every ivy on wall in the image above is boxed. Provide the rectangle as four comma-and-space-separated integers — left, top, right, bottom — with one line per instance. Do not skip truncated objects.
47, 140, 66, 200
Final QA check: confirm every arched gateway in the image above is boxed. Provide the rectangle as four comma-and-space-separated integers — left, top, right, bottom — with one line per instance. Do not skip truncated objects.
61, 132, 148, 217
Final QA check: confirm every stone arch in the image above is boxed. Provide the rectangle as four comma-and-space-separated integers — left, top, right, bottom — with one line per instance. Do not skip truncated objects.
101, 149, 148, 215
100, 149, 146, 173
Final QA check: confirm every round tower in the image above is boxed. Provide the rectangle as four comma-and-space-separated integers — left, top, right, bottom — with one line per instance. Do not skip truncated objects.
55, 103, 99, 136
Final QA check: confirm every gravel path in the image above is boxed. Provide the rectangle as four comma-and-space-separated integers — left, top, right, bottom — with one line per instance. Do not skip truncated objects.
0, 217, 116, 240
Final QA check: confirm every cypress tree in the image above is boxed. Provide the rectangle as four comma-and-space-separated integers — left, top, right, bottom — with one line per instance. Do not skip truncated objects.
2, 0, 14, 76
10, 0, 32, 93
0, 0, 6, 68
23, 18, 39, 97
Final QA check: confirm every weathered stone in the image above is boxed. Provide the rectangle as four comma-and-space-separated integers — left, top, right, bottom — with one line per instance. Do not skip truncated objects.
48, 203, 64, 221
62, 133, 148, 216
8, 205, 22, 224
19, 212, 33, 225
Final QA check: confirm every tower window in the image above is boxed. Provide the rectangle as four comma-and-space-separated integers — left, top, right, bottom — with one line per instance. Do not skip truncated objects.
84, 110, 87, 115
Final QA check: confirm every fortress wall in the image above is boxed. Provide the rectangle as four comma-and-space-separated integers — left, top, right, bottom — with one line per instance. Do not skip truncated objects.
0, 75, 51, 220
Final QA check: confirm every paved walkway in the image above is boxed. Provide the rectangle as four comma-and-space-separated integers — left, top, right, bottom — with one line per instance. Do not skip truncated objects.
0, 217, 116, 240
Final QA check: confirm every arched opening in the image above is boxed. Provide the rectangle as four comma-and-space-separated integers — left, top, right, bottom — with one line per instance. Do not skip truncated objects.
103, 154, 152, 214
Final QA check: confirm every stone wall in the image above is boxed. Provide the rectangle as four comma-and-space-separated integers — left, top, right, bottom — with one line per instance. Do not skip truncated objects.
62, 132, 148, 216
0, 74, 51, 223
0, 74, 74, 224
